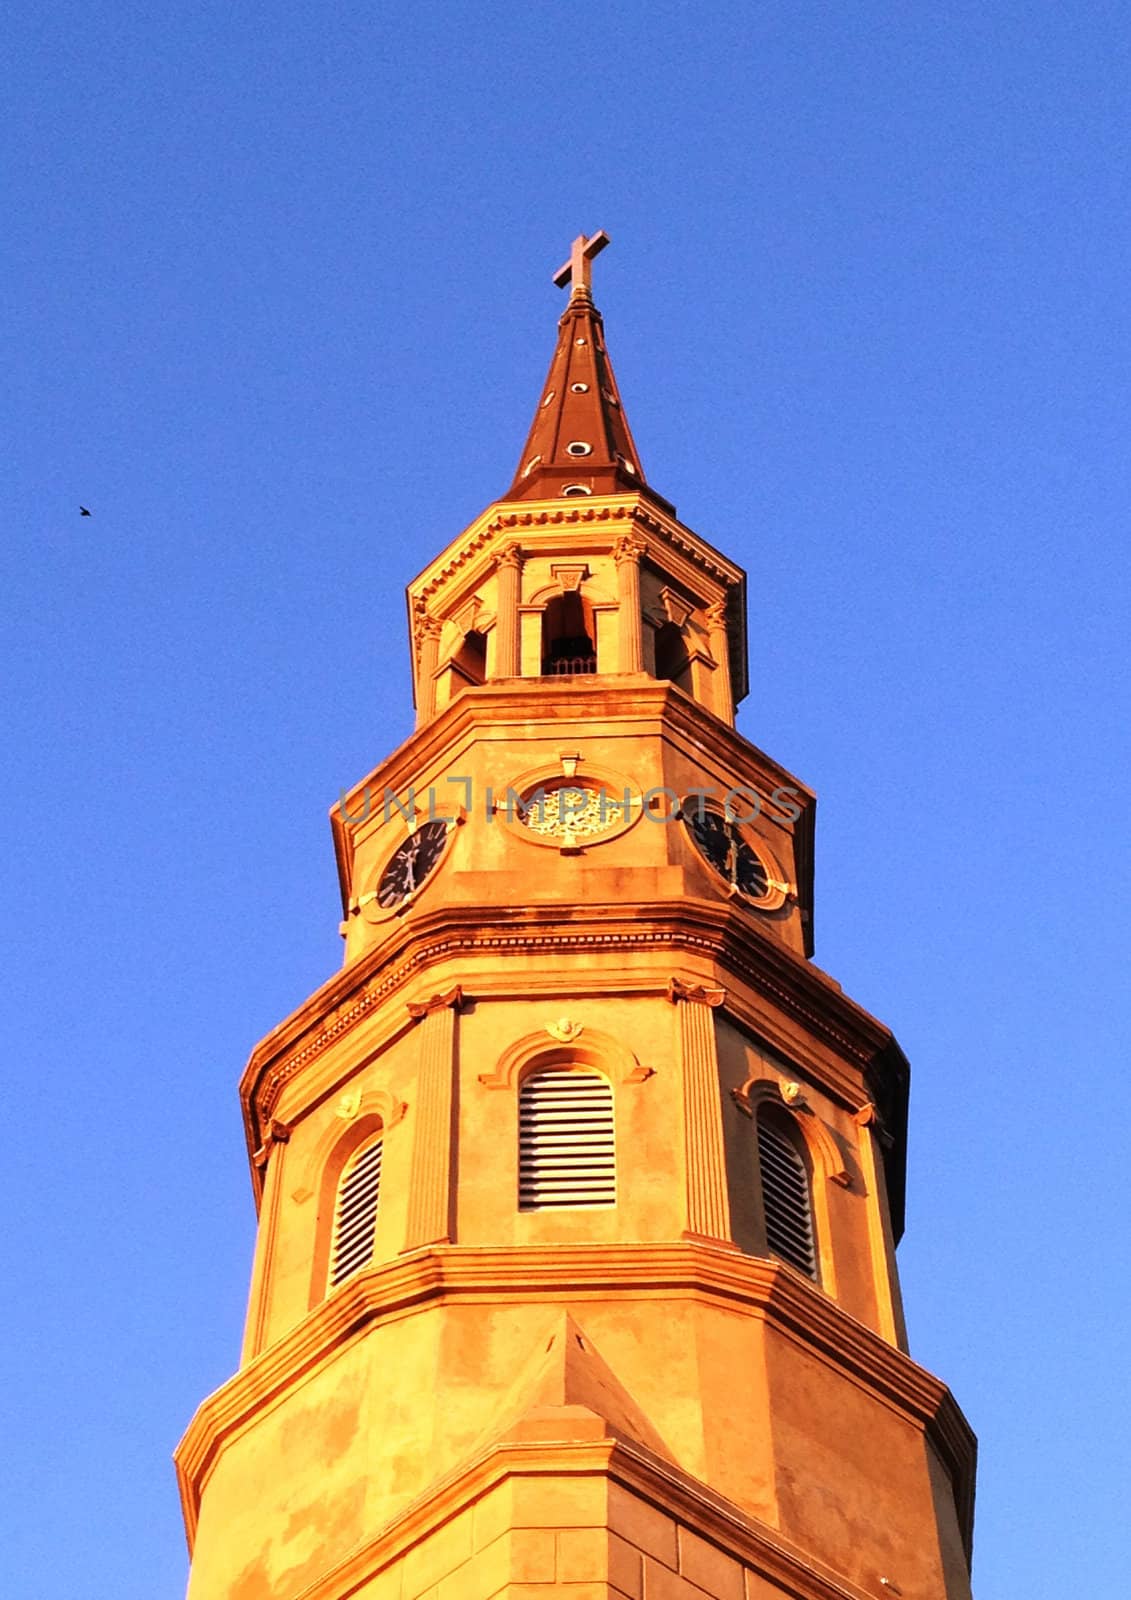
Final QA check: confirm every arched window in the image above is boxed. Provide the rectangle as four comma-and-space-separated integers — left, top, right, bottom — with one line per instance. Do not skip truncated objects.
452, 627, 487, 685
541, 592, 596, 676
518, 1068, 615, 1210
653, 621, 692, 692
757, 1110, 817, 1279
330, 1135, 383, 1286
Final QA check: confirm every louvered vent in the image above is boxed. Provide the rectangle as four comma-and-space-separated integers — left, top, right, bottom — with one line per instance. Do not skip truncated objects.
518, 1069, 615, 1211
331, 1138, 383, 1286
757, 1116, 817, 1279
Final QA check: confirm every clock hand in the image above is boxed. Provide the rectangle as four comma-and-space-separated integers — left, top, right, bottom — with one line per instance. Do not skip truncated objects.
724, 826, 739, 885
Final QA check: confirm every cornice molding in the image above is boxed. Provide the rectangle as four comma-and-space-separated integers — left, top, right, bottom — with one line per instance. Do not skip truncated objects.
238, 899, 903, 1213
246, 904, 885, 1107
409, 494, 745, 605
174, 1242, 974, 1561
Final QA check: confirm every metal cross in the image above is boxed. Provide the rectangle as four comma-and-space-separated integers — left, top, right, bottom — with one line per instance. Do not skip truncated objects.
552, 230, 611, 293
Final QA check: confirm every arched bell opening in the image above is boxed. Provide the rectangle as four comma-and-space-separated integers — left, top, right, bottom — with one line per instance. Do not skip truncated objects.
452, 627, 487, 685
653, 620, 693, 693
541, 591, 596, 676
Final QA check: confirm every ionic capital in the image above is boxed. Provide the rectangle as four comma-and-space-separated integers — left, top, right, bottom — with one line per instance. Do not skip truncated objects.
668, 977, 726, 1008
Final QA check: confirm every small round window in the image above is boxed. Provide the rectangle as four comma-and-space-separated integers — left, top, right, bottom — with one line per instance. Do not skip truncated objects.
522, 454, 542, 477
562, 484, 592, 496
541, 391, 555, 409
570, 382, 590, 393
567, 441, 592, 457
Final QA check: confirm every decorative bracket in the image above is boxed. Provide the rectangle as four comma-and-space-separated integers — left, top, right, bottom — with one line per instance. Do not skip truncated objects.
252, 1118, 292, 1170
407, 985, 464, 1021
658, 586, 694, 628
855, 1099, 894, 1150
550, 562, 589, 591
668, 977, 726, 1008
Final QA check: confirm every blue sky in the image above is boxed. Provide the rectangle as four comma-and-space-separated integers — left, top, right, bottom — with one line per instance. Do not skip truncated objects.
3, 2, 1129, 1595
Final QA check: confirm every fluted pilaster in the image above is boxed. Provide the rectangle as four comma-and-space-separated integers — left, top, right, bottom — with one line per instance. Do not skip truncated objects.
402, 986, 462, 1250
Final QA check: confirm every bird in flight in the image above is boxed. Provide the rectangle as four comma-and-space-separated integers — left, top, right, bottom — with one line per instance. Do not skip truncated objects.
80, 506, 92, 516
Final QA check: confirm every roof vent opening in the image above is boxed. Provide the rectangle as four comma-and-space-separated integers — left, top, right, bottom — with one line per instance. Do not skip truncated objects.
566, 441, 592, 457
562, 484, 592, 497
541, 391, 555, 408
522, 454, 542, 478
570, 382, 590, 393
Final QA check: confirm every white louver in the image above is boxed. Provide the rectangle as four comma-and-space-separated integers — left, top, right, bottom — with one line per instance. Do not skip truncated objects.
331, 1139, 383, 1285
757, 1117, 817, 1279
518, 1069, 615, 1211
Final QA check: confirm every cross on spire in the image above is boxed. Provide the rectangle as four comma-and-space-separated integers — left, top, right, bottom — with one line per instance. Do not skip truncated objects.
552, 230, 610, 297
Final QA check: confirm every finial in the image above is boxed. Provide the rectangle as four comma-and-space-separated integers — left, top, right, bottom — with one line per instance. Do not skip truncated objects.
552, 230, 610, 299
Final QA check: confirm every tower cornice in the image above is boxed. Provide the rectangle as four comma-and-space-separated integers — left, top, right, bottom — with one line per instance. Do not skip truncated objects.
175, 1243, 973, 1562
237, 896, 905, 1223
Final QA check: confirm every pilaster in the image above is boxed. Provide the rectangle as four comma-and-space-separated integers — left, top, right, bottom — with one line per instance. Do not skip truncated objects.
670, 978, 732, 1245
402, 986, 463, 1251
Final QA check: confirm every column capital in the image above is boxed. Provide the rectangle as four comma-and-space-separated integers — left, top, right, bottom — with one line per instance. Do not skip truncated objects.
496, 541, 524, 570
613, 532, 648, 566
705, 600, 729, 632
406, 984, 464, 1021
668, 977, 726, 1008
414, 611, 443, 644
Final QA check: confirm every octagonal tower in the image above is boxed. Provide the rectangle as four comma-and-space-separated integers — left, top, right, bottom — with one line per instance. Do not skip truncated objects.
176, 234, 975, 1600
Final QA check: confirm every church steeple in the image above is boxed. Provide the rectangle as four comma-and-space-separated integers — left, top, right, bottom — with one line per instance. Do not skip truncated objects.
505, 229, 667, 508
176, 237, 976, 1600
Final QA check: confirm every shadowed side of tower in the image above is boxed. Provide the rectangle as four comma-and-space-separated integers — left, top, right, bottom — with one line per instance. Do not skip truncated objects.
176, 235, 975, 1600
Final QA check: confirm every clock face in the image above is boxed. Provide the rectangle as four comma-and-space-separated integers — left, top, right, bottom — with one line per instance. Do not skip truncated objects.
375, 819, 451, 908
682, 806, 770, 902
517, 784, 624, 841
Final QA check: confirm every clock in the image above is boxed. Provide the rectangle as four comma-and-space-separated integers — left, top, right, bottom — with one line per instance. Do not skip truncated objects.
681, 804, 776, 904
373, 819, 452, 909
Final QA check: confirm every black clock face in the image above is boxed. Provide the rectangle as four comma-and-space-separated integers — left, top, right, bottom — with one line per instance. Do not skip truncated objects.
376, 820, 450, 908
682, 807, 769, 902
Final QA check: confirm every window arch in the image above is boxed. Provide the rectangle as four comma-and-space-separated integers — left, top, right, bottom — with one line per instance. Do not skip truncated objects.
518, 1067, 615, 1210
541, 592, 596, 676
330, 1134, 383, 1286
756, 1108, 817, 1280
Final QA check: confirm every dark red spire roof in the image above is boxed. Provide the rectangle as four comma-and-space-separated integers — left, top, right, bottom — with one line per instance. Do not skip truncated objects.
504, 231, 659, 505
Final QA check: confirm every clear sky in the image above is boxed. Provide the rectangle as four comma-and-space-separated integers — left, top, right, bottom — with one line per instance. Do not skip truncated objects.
3, 2, 1129, 1595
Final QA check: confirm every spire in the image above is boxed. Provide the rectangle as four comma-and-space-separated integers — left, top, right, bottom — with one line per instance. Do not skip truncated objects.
504, 230, 660, 505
